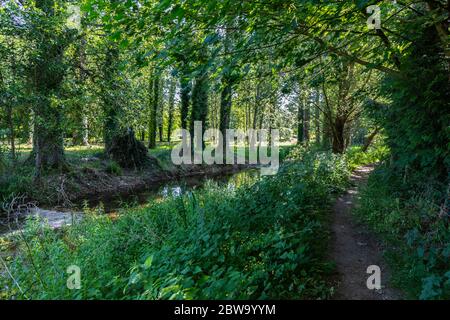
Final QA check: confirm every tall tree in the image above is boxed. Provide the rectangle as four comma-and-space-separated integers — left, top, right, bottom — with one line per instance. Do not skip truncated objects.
296, 85, 304, 144
190, 63, 209, 148
219, 27, 238, 148
100, 43, 149, 168
318, 62, 369, 154
166, 75, 176, 142
30, 0, 72, 175
148, 70, 159, 149
157, 74, 164, 142
179, 68, 191, 132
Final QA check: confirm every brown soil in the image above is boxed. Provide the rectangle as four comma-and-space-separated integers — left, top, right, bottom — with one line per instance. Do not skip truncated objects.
330, 164, 402, 300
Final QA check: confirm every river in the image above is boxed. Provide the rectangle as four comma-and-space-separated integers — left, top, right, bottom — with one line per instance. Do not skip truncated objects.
0, 169, 260, 235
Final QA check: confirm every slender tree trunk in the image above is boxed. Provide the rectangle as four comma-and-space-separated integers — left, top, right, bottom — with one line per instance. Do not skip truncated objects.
303, 97, 310, 143
362, 127, 380, 152
6, 105, 16, 165
314, 91, 320, 145
252, 81, 261, 129
157, 75, 164, 142
180, 74, 191, 130
219, 80, 232, 134
219, 76, 233, 157
190, 71, 209, 149
322, 113, 331, 150
79, 37, 89, 146
82, 114, 89, 146
29, 109, 34, 146
219, 27, 234, 152
258, 107, 264, 130
297, 95, 304, 144
167, 76, 176, 142
148, 73, 159, 149
219, 77, 232, 155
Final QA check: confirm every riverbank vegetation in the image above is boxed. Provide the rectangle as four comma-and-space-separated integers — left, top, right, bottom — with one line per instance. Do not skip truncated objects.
2, 147, 351, 299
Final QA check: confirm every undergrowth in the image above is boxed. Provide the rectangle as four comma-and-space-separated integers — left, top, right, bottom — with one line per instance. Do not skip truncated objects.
354, 164, 449, 299
1, 148, 351, 299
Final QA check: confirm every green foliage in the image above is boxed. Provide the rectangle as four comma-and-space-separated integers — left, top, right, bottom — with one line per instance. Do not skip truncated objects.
370, 26, 449, 184
104, 161, 122, 176
2, 150, 351, 299
1, 0, 448, 301
0, 165, 33, 204
355, 166, 450, 299
346, 144, 389, 171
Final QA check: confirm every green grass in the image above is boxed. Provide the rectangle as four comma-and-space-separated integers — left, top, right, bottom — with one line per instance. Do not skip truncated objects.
149, 141, 296, 171
1, 147, 351, 300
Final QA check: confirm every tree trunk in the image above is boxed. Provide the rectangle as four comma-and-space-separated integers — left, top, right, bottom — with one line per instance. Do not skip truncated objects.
167, 76, 176, 142
82, 114, 89, 146
102, 46, 120, 152
34, 97, 67, 173
157, 75, 164, 142
331, 118, 346, 154
32, 0, 68, 176
322, 121, 331, 149
297, 96, 304, 144
303, 98, 310, 143
79, 37, 89, 147
148, 73, 159, 149
219, 76, 232, 154
219, 27, 234, 152
314, 91, 321, 145
252, 81, 261, 129
6, 105, 16, 165
219, 80, 232, 134
180, 74, 191, 130
362, 127, 380, 152
101, 44, 149, 168
190, 71, 209, 149
29, 109, 34, 146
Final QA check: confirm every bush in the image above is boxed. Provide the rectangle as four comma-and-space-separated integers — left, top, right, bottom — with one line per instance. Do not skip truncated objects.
346, 144, 389, 170
354, 165, 449, 299
104, 161, 122, 176
0, 167, 33, 203
2, 149, 351, 300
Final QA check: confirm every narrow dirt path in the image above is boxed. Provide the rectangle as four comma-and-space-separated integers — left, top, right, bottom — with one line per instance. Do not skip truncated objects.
330, 164, 402, 300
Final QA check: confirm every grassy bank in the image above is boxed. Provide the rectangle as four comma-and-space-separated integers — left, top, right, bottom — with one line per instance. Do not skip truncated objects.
1, 147, 350, 299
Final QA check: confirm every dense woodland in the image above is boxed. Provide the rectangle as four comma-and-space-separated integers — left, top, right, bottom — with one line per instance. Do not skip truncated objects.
0, 0, 448, 300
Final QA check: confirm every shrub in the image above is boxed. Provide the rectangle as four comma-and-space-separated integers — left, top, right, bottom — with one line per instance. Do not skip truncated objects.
354, 165, 449, 299
346, 144, 389, 170
104, 161, 122, 176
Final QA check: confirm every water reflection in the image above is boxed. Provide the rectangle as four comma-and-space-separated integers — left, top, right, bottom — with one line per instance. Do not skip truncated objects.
87, 169, 260, 213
